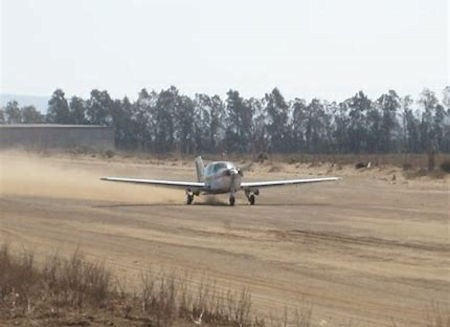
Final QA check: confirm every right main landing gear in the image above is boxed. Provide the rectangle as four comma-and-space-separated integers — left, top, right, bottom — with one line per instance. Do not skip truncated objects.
245, 189, 258, 205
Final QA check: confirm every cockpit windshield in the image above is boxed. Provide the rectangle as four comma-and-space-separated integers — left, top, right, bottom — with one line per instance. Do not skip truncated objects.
205, 162, 235, 175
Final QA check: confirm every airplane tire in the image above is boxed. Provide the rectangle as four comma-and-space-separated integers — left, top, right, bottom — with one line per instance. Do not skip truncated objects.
186, 194, 193, 205
229, 196, 235, 206
249, 194, 255, 205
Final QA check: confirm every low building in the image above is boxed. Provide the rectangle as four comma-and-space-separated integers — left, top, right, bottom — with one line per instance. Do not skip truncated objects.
0, 124, 114, 151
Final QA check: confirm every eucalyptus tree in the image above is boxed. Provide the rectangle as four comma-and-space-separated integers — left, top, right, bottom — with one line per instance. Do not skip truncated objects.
21, 105, 44, 123
175, 94, 196, 154
154, 86, 178, 153
401, 95, 420, 153
225, 90, 253, 153
418, 89, 440, 153
291, 98, 307, 152
345, 91, 372, 153
134, 88, 157, 152
111, 97, 138, 150
377, 90, 401, 152
264, 88, 289, 152
69, 96, 87, 124
86, 89, 114, 126
5, 101, 22, 123
47, 89, 71, 124
194, 94, 225, 153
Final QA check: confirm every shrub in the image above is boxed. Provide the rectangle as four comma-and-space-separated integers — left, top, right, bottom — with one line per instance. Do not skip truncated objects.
440, 160, 450, 174
268, 165, 282, 173
403, 162, 413, 171
103, 149, 115, 158
255, 152, 269, 163
429, 169, 446, 179
404, 168, 428, 179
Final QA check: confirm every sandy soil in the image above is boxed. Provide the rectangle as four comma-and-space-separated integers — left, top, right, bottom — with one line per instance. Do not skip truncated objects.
0, 152, 449, 326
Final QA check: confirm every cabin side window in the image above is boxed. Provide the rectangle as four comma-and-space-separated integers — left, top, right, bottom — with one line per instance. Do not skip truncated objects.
205, 165, 214, 175
213, 163, 226, 172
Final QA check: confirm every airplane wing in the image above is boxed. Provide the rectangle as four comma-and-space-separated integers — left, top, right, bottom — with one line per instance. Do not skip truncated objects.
241, 177, 340, 189
100, 177, 204, 190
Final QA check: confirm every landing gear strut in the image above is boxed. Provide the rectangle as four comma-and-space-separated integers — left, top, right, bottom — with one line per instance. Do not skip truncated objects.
245, 189, 258, 205
229, 175, 237, 206
186, 191, 194, 205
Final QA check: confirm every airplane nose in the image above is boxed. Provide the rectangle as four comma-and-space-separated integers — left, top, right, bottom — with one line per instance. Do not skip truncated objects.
225, 168, 238, 176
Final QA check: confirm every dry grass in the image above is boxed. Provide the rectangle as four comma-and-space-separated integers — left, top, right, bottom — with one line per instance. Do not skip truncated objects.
0, 243, 314, 326
425, 302, 450, 327
268, 165, 282, 173
403, 167, 447, 180
0, 244, 112, 318
272, 153, 450, 169
8, 148, 450, 176
1, 242, 448, 326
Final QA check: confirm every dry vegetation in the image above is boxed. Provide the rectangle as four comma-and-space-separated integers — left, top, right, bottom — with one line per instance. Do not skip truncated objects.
0, 243, 316, 327
1, 244, 448, 327
13, 147, 450, 179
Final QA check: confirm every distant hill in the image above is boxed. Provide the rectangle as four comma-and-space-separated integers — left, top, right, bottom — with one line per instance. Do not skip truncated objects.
0, 94, 49, 113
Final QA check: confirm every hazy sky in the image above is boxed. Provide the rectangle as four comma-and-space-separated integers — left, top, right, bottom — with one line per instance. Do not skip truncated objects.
1, 0, 448, 101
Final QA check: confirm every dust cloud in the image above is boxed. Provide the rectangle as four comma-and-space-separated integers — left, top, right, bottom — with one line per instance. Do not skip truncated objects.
0, 152, 179, 204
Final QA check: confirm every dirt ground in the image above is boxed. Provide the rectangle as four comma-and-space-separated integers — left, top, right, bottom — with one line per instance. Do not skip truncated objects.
0, 151, 449, 326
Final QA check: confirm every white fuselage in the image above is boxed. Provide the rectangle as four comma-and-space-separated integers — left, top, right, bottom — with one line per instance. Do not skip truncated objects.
202, 161, 241, 194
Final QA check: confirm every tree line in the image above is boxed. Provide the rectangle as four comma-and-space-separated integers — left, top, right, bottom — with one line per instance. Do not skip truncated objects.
1, 86, 449, 154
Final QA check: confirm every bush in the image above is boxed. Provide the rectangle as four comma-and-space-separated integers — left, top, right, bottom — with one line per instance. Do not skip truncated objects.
429, 169, 446, 179
103, 149, 115, 158
440, 160, 450, 174
404, 168, 428, 179
255, 152, 269, 163
268, 165, 282, 173
403, 162, 413, 171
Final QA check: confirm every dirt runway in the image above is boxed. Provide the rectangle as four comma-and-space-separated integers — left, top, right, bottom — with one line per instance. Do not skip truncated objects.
0, 153, 449, 326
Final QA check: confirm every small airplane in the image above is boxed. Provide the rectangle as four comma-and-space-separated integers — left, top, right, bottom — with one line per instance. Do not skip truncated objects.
101, 156, 340, 206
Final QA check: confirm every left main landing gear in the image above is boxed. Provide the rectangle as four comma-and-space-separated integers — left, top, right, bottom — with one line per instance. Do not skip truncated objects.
229, 195, 235, 206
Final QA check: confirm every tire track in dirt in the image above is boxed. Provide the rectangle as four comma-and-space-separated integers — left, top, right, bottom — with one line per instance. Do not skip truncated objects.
271, 229, 450, 253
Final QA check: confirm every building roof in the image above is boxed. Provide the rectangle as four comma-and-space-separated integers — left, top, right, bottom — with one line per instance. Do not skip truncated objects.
0, 124, 111, 128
